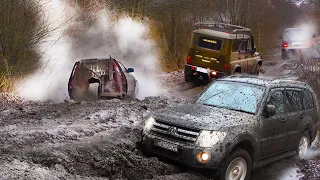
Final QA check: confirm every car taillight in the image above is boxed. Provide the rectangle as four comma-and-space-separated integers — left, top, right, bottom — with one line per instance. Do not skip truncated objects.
306, 42, 310, 46
191, 66, 196, 71
223, 64, 228, 70
186, 56, 191, 64
282, 42, 288, 48
210, 70, 217, 77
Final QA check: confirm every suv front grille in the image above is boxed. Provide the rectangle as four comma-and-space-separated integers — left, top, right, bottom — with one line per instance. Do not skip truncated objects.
150, 120, 200, 144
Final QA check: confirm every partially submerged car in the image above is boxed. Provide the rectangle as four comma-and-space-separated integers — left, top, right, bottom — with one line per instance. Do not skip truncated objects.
141, 75, 318, 180
280, 27, 317, 59
68, 58, 138, 100
184, 22, 262, 82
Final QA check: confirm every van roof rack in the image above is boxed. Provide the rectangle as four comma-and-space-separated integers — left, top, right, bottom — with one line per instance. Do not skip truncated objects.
194, 22, 252, 36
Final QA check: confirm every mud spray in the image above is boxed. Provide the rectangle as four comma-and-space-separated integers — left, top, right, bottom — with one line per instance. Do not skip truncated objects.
16, 0, 161, 102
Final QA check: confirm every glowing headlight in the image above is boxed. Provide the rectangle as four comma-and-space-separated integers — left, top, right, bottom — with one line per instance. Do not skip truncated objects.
143, 117, 155, 132
195, 131, 227, 148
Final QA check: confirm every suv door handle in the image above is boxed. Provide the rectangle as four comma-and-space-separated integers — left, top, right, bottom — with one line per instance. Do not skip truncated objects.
280, 118, 287, 123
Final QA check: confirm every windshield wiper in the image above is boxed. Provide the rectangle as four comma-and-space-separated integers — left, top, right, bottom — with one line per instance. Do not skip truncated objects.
202, 103, 255, 115
201, 91, 225, 102
227, 108, 255, 115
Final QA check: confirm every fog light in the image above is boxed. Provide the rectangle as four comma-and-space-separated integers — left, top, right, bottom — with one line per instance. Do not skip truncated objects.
197, 152, 210, 163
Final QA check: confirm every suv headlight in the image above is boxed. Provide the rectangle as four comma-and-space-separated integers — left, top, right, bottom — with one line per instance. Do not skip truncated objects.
195, 131, 227, 148
143, 117, 155, 132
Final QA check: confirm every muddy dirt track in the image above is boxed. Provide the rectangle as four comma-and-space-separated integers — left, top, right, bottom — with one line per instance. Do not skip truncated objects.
0, 52, 320, 180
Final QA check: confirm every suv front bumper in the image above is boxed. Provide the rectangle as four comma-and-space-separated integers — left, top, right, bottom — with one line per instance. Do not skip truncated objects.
141, 132, 225, 169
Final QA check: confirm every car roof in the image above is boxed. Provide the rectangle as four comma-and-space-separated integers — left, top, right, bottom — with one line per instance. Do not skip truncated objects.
285, 27, 310, 31
194, 29, 251, 40
76, 58, 117, 64
218, 75, 310, 89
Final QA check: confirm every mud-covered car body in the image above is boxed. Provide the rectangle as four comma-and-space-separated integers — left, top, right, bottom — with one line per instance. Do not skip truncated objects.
68, 58, 137, 100
184, 22, 262, 82
141, 76, 318, 178
281, 27, 317, 59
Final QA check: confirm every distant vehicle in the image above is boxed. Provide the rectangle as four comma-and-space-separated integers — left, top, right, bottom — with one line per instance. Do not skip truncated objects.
184, 22, 262, 83
68, 58, 138, 100
141, 75, 319, 180
280, 27, 317, 59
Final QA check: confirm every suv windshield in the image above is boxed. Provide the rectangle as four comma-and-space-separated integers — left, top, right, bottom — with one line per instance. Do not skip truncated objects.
196, 81, 266, 114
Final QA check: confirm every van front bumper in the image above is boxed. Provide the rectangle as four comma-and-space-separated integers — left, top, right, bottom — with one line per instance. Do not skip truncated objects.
141, 132, 225, 169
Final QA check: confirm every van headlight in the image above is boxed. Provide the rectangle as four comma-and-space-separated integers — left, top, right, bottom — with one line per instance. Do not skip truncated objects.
143, 117, 155, 132
195, 131, 227, 148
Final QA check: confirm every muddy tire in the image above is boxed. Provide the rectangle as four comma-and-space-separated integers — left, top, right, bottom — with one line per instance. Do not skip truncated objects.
219, 149, 252, 180
298, 131, 310, 159
184, 73, 192, 83
255, 64, 261, 75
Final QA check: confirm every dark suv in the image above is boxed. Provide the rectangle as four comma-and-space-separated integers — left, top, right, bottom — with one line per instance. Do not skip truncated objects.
141, 76, 319, 180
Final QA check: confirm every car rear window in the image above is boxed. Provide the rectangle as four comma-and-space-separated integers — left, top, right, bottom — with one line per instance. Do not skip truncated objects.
198, 36, 222, 51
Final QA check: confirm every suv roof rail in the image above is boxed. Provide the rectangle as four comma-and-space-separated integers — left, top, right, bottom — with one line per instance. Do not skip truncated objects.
194, 22, 252, 36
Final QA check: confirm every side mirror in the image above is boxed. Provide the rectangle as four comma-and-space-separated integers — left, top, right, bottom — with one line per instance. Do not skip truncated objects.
279, 35, 283, 40
127, 68, 134, 73
263, 105, 276, 118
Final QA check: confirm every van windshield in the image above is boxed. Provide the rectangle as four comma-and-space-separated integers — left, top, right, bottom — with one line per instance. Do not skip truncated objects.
198, 36, 222, 51
196, 81, 265, 114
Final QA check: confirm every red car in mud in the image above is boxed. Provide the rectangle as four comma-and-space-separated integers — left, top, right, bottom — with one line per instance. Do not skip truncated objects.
68, 58, 138, 100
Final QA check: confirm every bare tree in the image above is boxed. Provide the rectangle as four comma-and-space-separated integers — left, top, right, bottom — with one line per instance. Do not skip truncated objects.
0, 0, 52, 91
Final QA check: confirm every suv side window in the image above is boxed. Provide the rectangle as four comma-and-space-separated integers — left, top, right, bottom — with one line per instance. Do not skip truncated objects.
268, 90, 285, 114
285, 90, 304, 112
303, 90, 315, 110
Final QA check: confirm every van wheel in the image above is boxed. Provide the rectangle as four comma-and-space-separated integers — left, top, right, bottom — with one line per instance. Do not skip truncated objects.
220, 149, 252, 180
184, 72, 192, 82
298, 131, 310, 159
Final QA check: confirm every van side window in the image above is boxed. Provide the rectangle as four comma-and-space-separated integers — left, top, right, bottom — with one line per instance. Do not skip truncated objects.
285, 90, 303, 112
239, 40, 248, 53
303, 90, 315, 110
247, 39, 253, 51
268, 91, 285, 114
232, 40, 241, 52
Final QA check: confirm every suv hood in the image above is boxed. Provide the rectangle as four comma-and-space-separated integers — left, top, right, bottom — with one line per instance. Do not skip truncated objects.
154, 104, 256, 131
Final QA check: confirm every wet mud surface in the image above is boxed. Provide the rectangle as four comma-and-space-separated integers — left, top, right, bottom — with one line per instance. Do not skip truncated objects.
1, 52, 320, 180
